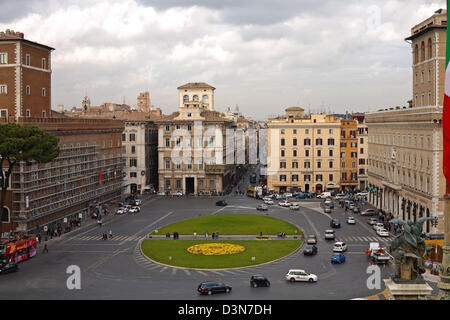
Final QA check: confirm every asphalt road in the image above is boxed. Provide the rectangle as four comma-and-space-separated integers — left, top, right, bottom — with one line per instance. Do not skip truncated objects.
2, 190, 421, 300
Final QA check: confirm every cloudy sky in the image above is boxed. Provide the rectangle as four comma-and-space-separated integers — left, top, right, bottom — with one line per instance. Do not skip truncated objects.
0, 0, 445, 120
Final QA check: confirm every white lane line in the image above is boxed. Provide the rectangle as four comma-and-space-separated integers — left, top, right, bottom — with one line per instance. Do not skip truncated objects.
160, 267, 168, 273
172, 268, 177, 275
184, 270, 191, 276
210, 271, 223, 276
211, 206, 228, 215
196, 270, 208, 276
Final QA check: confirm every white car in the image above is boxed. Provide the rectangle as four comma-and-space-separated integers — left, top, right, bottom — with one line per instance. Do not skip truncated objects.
346, 217, 356, 224
333, 242, 348, 252
357, 191, 368, 197
285, 269, 318, 283
116, 208, 125, 214
290, 204, 300, 211
279, 200, 292, 207
263, 197, 273, 202
134, 199, 142, 205
335, 193, 346, 200
377, 228, 390, 237
373, 223, 384, 231
128, 207, 138, 213
157, 192, 166, 196
172, 191, 183, 197
283, 192, 293, 199
264, 199, 274, 205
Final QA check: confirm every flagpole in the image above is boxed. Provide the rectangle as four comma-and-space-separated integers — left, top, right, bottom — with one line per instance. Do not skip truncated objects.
437, 0, 450, 301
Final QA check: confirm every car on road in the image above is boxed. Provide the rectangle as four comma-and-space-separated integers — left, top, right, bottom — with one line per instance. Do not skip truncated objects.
335, 193, 346, 200
128, 207, 138, 213
116, 208, 125, 215
216, 200, 227, 206
376, 228, 390, 237
285, 269, 318, 283
352, 207, 360, 214
134, 199, 142, 205
367, 218, 378, 225
290, 204, 300, 211
356, 191, 368, 197
346, 217, 356, 224
332, 242, 348, 252
157, 192, 166, 196
257, 204, 268, 211
283, 192, 293, 199
250, 275, 270, 288
307, 235, 317, 244
303, 245, 318, 256
325, 229, 335, 240
317, 192, 331, 199
171, 191, 183, 197
331, 253, 346, 264
373, 223, 384, 231
278, 200, 292, 207
330, 219, 341, 228
197, 282, 232, 295
263, 199, 274, 205
361, 209, 377, 216
324, 206, 332, 214
325, 201, 334, 209
295, 193, 308, 199
0, 260, 18, 275
272, 194, 283, 200
348, 202, 355, 210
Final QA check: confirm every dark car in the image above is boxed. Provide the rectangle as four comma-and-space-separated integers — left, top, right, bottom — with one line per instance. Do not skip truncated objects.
324, 206, 332, 214
250, 274, 270, 288
352, 207, 360, 214
0, 260, 18, 275
197, 282, 232, 295
330, 219, 341, 228
361, 209, 377, 216
216, 200, 227, 206
303, 245, 318, 256
296, 193, 308, 199
307, 235, 317, 244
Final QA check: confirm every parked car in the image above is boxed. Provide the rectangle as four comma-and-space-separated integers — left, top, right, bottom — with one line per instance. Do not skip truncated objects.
324, 206, 332, 214
0, 260, 18, 275
132, 206, 141, 213
303, 245, 318, 256
157, 192, 166, 196
332, 241, 347, 252
290, 204, 300, 211
283, 192, 293, 199
376, 228, 390, 237
128, 207, 138, 213
325, 229, 335, 240
171, 191, 183, 197
250, 275, 270, 288
273, 194, 283, 200
285, 269, 318, 282
346, 217, 356, 224
116, 208, 125, 215
134, 199, 142, 205
331, 253, 346, 264
361, 209, 377, 216
373, 223, 384, 231
307, 235, 317, 244
317, 192, 331, 199
296, 193, 308, 199
356, 191, 368, 197
263, 199, 274, 205
367, 218, 378, 225
279, 200, 292, 207
257, 204, 268, 211
330, 219, 341, 228
335, 193, 346, 200
197, 282, 232, 295
216, 200, 227, 206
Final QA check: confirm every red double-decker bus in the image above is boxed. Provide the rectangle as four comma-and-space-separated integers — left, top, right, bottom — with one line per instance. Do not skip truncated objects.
0, 237, 38, 263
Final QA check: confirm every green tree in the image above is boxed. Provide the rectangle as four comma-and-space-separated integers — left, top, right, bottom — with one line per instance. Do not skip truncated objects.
0, 123, 60, 235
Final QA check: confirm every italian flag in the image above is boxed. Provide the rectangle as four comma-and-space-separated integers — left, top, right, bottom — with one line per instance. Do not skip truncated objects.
444, 1, 450, 193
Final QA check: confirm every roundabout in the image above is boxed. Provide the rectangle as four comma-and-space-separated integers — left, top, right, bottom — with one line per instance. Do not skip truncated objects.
140, 214, 303, 269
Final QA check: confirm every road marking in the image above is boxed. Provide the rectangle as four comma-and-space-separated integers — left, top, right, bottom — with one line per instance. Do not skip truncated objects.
172, 268, 177, 275
196, 270, 208, 276
160, 267, 167, 273
211, 206, 228, 215
184, 269, 191, 276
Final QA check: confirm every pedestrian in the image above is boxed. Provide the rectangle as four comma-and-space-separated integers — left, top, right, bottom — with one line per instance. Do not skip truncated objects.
43, 243, 48, 253
109, 229, 113, 239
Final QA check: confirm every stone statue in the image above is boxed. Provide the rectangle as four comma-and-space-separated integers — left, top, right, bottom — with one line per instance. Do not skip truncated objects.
389, 217, 437, 283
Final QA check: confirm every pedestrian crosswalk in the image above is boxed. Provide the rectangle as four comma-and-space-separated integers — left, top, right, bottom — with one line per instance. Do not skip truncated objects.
69, 235, 141, 242
335, 236, 393, 243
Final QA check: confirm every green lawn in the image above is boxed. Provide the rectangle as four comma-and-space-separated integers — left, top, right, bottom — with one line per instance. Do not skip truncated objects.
150, 214, 302, 236
141, 240, 302, 269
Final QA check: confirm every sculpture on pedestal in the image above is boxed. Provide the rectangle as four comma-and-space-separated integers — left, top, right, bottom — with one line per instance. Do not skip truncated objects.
389, 217, 438, 283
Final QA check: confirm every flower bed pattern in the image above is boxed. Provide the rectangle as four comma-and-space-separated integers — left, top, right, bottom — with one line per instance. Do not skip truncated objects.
187, 243, 245, 255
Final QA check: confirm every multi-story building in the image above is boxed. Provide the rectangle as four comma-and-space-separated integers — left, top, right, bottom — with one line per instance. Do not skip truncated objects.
156, 83, 236, 195
352, 113, 369, 191
0, 29, 53, 120
137, 91, 152, 113
267, 107, 341, 194
366, 9, 445, 234
340, 118, 358, 192
0, 30, 125, 237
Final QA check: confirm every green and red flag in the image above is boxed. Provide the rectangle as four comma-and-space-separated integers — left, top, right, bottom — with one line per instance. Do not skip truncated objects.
444, 1, 450, 193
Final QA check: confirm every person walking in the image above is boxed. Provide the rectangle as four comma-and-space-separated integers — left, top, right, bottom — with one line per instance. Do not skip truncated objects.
43, 243, 49, 253
109, 229, 113, 239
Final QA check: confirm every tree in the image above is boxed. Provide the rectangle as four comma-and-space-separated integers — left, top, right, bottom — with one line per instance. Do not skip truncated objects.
0, 123, 60, 235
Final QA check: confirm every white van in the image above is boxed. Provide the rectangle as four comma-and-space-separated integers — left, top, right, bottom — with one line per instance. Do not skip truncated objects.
317, 192, 331, 199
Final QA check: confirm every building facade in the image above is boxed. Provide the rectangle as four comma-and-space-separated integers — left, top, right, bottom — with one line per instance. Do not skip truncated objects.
156, 83, 236, 195
367, 9, 446, 234
0, 29, 53, 121
340, 119, 359, 192
352, 113, 369, 191
267, 107, 341, 194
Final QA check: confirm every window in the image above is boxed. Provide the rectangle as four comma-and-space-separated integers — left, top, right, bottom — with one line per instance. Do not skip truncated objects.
316, 175, 323, 182
304, 161, 310, 169
342, 161, 346, 168
122, 133, 126, 141
304, 138, 311, 146
202, 95, 208, 104
305, 149, 310, 157
327, 138, 335, 145
175, 161, 181, 169
317, 150, 322, 157
341, 152, 345, 158
329, 161, 333, 168
193, 95, 199, 102
176, 124, 181, 130
329, 174, 333, 181
187, 124, 192, 131
280, 175, 287, 182
165, 180, 171, 190
281, 138, 285, 146
329, 129, 333, 134
210, 179, 215, 189
0, 53, 7, 64
187, 113, 192, 118
280, 162, 286, 169
305, 129, 309, 134
26, 109, 30, 117
293, 138, 297, 146
165, 125, 170, 132
42, 58, 46, 69
280, 129, 285, 135
329, 149, 334, 157
0, 109, 7, 120
360, 138, 364, 144
317, 161, 321, 169
129, 158, 137, 167
304, 174, 311, 181
0, 84, 7, 94
292, 175, 299, 182
316, 138, 323, 146
42, 110, 46, 118
280, 150, 285, 157
292, 161, 298, 169
317, 129, 321, 134
130, 172, 137, 178
42, 88, 46, 96
176, 179, 181, 189
129, 133, 135, 142
25, 54, 30, 66
360, 148, 364, 154
165, 160, 171, 169
293, 149, 297, 157
26, 85, 30, 95
165, 138, 170, 147
293, 129, 297, 134
183, 95, 189, 102
131, 146, 136, 154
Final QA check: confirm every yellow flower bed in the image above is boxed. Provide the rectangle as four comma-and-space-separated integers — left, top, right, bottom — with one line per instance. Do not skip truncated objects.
187, 243, 245, 255
254, 237, 272, 241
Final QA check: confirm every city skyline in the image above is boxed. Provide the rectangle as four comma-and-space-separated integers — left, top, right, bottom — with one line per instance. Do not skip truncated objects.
0, 0, 446, 121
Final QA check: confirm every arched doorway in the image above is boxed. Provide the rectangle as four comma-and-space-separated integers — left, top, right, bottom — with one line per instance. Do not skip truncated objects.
1, 206, 10, 223
315, 184, 323, 193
